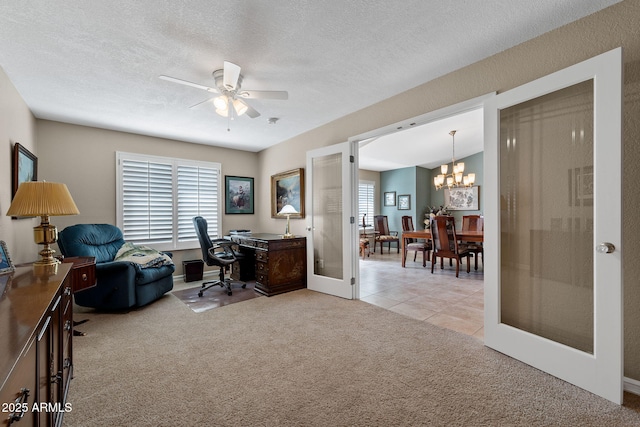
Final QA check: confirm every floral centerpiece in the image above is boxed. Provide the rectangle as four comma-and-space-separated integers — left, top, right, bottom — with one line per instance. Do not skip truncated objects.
424, 205, 450, 229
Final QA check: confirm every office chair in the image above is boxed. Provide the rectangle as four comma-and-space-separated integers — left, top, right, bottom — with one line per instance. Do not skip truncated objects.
193, 216, 246, 297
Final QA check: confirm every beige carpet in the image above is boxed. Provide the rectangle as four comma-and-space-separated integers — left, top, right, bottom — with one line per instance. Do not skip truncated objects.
65, 289, 640, 426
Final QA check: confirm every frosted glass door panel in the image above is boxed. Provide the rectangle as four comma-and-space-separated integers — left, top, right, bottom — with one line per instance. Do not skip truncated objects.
500, 80, 593, 353
312, 153, 343, 280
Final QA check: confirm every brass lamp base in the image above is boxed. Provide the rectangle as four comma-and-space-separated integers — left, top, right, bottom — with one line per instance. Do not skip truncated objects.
33, 217, 60, 267
33, 262, 59, 277
283, 215, 294, 238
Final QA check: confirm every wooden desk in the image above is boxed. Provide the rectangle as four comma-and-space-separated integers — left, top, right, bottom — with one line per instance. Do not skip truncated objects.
229, 234, 307, 297
401, 230, 484, 267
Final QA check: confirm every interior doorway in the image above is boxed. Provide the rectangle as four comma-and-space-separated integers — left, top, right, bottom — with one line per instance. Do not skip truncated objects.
352, 94, 492, 337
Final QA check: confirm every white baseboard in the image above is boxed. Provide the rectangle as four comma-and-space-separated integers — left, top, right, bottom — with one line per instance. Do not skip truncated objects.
624, 377, 640, 396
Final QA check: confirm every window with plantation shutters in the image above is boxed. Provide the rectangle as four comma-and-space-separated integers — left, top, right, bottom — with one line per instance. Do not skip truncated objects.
116, 152, 221, 251
359, 180, 375, 226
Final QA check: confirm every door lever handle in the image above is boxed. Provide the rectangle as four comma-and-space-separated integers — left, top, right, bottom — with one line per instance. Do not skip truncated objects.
596, 242, 615, 254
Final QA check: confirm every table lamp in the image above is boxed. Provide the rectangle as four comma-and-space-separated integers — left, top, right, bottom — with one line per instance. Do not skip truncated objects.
6, 181, 80, 267
278, 204, 298, 238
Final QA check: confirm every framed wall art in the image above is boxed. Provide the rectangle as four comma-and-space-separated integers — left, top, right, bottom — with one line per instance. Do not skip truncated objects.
444, 186, 479, 210
0, 241, 15, 274
12, 142, 38, 198
398, 194, 411, 210
225, 175, 254, 214
384, 191, 396, 206
271, 168, 305, 218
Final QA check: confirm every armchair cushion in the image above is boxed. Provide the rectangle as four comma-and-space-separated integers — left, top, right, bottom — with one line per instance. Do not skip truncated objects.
134, 263, 176, 286
57, 223, 126, 263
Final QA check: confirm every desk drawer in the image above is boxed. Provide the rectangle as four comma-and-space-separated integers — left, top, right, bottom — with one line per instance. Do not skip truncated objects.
256, 261, 268, 274
71, 264, 96, 293
255, 250, 268, 262
256, 273, 269, 286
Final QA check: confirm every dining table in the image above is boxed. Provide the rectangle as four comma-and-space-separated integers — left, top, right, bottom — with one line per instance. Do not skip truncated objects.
401, 229, 484, 267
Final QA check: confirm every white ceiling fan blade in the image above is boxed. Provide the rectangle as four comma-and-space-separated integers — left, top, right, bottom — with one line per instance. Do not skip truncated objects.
239, 90, 288, 100
188, 97, 215, 109
241, 100, 261, 118
223, 61, 241, 90
159, 75, 218, 93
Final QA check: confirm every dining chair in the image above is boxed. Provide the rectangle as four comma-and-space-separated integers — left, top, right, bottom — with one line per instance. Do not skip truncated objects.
373, 215, 399, 253
430, 215, 472, 277
401, 215, 430, 267
462, 215, 484, 270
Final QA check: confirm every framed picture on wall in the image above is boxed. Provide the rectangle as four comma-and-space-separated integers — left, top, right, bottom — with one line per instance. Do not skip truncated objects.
12, 142, 37, 198
398, 194, 411, 210
384, 191, 396, 206
225, 176, 254, 214
444, 186, 479, 210
271, 168, 305, 218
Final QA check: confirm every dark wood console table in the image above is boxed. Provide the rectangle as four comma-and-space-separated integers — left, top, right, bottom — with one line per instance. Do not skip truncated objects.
0, 263, 73, 427
229, 234, 307, 297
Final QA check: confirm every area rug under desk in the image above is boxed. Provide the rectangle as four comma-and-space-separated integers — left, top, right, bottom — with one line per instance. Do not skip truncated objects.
171, 281, 261, 313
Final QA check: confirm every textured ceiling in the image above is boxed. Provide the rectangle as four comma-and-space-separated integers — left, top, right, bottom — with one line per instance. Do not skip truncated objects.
0, 1, 620, 168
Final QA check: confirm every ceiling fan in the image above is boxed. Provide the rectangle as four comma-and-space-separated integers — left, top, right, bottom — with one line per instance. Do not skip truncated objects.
160, 61, 288, 122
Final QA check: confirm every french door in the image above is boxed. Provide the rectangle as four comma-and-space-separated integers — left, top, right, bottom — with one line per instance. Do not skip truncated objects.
305, 141, 358, 299
484, 48, 623, 403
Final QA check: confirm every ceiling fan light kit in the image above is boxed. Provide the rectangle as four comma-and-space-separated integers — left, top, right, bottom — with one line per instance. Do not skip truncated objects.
160, 61, 288, 129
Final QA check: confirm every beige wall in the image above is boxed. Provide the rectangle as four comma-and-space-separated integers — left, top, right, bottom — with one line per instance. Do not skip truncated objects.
36, 120, 259, 275
2, 1, 640, 381
256, 2, 640, 380
0, 66, 39, 263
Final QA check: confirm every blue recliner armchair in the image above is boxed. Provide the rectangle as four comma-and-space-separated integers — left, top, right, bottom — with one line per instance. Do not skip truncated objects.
57, 224, 175, 310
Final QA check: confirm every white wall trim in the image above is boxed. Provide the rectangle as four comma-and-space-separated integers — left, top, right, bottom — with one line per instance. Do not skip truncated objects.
624, 377, 640, 396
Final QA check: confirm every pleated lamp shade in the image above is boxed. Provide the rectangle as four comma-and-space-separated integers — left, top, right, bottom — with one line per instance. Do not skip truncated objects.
6, 181, 79, 217
6, 181, 79, 268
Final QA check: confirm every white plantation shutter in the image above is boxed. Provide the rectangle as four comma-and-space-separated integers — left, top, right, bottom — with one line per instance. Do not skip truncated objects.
177, 165, 219, 242
358, 180, 375, 225
117, 152, 221, 251
121, 158, 173, 243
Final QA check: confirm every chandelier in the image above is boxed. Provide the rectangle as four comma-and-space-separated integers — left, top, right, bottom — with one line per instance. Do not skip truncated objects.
433, 130, 475, 190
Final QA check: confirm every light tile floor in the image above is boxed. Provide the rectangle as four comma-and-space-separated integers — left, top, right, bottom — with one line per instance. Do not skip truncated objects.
359, 247, 484, 340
